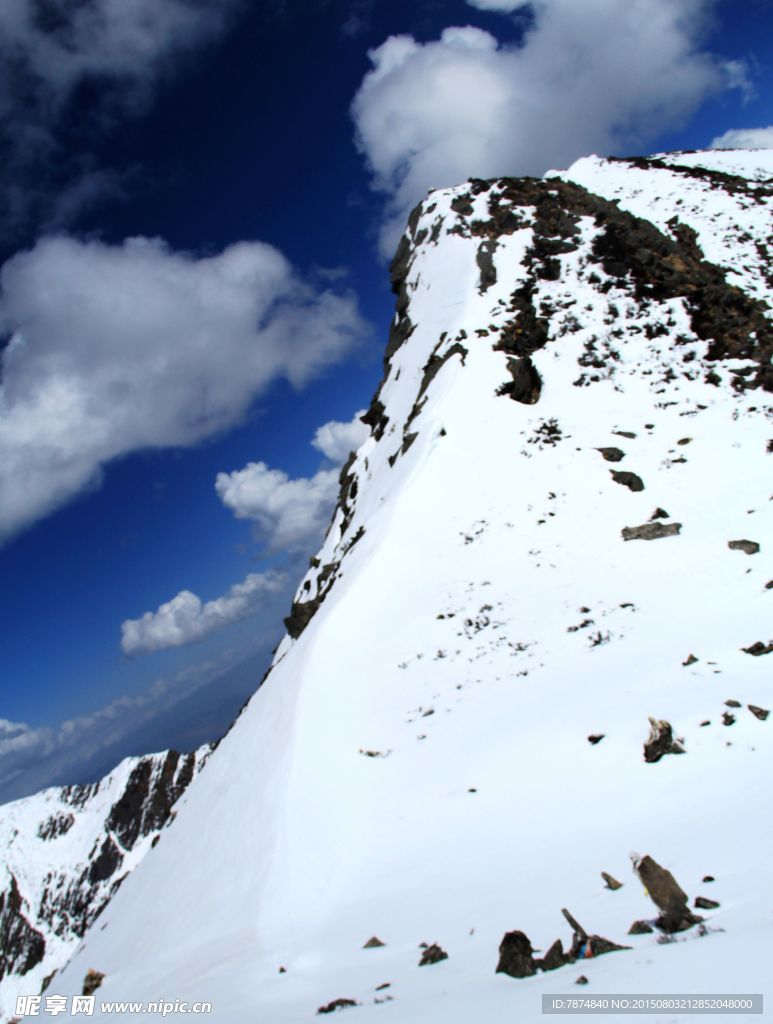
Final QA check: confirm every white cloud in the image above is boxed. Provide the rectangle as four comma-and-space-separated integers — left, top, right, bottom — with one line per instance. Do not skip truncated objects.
216, 462, 340, 552
0, 235, 367, 542
121, 570, 287, 655
351, 0, 742, 255
710, 126, 773, 149
311, 410, 369, 462
465, 0, 526, 8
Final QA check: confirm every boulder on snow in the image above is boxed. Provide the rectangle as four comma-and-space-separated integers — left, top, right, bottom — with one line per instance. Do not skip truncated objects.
497, 356, 542, 404
538, 939, 570, 972
601, 872, 623, 890
597, 447, 625, 462
728, 539, 760, 555
418, 943, 448, 967
631, 854, 703, 933
628, 920, 654, 935
643, 718, 685, 763
749, 705, 769, 721
317, 998, 358, 1014
622, 522, 681, 542
575, 975, 589, 985
82, 970, 104, 997
695, 896, 720, 910
743, 641, 773, 657
611, 470, 645, 491
363, 936, 385, 949
496, 930, 538, 977
562, 908, 630, 960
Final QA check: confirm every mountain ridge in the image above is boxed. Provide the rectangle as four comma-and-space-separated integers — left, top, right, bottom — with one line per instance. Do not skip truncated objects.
4, 147, 771, 1022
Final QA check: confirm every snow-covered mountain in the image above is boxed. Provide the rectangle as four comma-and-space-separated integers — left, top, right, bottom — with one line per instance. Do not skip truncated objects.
0, 747, 210, 1016
12, 149, 773, 1022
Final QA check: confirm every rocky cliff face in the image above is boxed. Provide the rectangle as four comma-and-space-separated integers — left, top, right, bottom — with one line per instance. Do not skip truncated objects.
26, 149, 773, 1023
0, 747, 209, 1014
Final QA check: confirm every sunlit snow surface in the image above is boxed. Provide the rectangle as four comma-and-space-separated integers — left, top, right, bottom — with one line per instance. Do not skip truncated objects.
48, 151, 772, 1022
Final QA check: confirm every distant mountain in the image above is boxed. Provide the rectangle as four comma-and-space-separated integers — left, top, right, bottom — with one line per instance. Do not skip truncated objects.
0, 747, 210, 1016
10, 148, 773, 1022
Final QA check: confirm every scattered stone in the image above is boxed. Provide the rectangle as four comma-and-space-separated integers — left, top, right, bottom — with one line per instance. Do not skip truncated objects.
725, 699, 741, 708
375, 983, 390, 991
630, 854, 702, 933
677, 438, 692, 446
702, 876, 715, 883
496, 931, 538, 978
419, 943, 448, 967
728, 539, 760, 555
644, 718, 685, 763
561, 908, 630, 960
695, 897, 720, 910
743, 641, 773, 656
363, 936, 385, 949
588, 734, 605, 745
279, 966, 286, 974
628, 920, 654, 935
82, 971, 105, 997
575, 975, 589, 985
622, 522, 681, 542
611, 470, 645, 492
597, 447, 625, 462
650, 508, 670, 520
497, 355, 542, 404
613, 431, 637, 439
601, 872, 623, 891
749, 705, 769, 721
700, 720, 711, 727
682, 654, 698, 666
722, 712, 736, 727
538, 939, 569, 972
317, 999, 358, 1015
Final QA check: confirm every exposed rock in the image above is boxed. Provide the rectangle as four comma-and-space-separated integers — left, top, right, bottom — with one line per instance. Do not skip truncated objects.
587, 734, 605, 745
601, 872, 623, 890
317, 998, 358, 1014
538, 939, 569, 972
743, 641, 773, 657
643, 718, 685, 763
496, 930, 537, 978
561, 908, 630, 961
575, 975, 589, 985
0, 875, 46, 983
597, 447, 625, 462
631, 854, 702, 933
497, 355, 542, 404
650, 508, 670, 520
419, 943, 448, 967
628, 920, 654, 935
728, 539, 760, 555
622, 522, 681, 542
82, 970, 104, 997
725, 699, 741, 708
722, 712, 736, 727
749, 705, 769, 721
702, 876, 715, 884
682, 654, 698, 666
363, 936, 385, 949
695, 897, 720, 910
611, 470, 645, 492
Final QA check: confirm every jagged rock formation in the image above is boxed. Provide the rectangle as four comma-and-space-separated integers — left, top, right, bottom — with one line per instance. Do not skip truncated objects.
36, 148, 773, 1022
0, 747, 209, 1013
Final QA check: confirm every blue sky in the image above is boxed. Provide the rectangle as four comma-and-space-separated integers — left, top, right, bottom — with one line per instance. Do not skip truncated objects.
0, 0, 771, 803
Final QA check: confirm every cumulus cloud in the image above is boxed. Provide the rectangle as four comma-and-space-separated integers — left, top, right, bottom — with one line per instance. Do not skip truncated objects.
216, 463, 340, 552
312, 410, 369, 462
0, 235, 367, 543
351, 0, 743, 254
710, 125, 773, 149
216, 410, 367, 551
0, 0, 241, 231
121, 570, 286, 655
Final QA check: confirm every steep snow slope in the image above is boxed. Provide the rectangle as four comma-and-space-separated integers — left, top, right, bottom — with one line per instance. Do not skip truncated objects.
0, 748, 209, 1018
48, 151, 771, 1023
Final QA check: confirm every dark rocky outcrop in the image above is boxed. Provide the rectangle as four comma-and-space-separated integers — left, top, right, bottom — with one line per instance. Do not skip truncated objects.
742, 641, 773, 657
601, 872, 623, 890
496, 356, 542, 404
695, 896, 720, 910
363, 936, 385, 949
728, 539, 760, 555
628, 920, 654, 935
82, 969, 104, 997
611, 470, 644, 492
317, 999, 358, 1015
643, 718, 685, 763
0, 876, 46, 982
631, 854, 702, 933
622, 522, 681, 542
496, 930, 538, 978
418, 943, 448, 966
749, 705, 769, 721
597, 447, 625, 462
